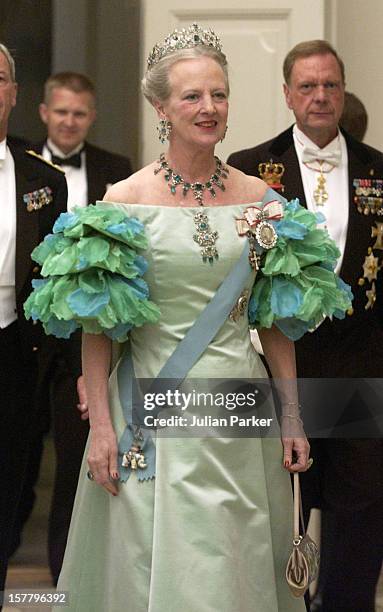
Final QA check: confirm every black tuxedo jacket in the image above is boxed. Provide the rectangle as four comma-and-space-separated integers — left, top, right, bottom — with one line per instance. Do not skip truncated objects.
34, 141, 132, 202
228, 126, 383, 377
31, 141, 132, 376
9, 141, 68, 361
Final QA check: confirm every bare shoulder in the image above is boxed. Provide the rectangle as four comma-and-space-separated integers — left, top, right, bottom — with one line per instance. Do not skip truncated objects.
103, 164, 157, 204
228, 165, 268, 203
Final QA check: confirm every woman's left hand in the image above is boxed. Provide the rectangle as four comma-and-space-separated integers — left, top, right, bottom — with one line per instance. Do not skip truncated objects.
281, 418, 311, 472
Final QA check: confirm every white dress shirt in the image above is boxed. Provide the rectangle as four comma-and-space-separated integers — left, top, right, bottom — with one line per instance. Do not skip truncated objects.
293, 125, 349, 273
43, 139, 87, 210
0, 139, 17, 327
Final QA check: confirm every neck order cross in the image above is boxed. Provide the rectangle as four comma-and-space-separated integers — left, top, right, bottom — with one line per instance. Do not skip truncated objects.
303, 160, 336, 206
154, 153, 229, 206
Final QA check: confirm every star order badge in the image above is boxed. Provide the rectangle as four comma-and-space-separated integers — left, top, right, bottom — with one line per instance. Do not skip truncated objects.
371, 222, 383, 250
23, 186, 53, 212
362, 252, 379, 282
258, 160, 285, 192
365, 282, 376, 310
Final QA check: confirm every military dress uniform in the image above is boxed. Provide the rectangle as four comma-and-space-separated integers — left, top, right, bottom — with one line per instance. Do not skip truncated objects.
12, 139, 132, 583
228, 126, 383, 612
0, 141, 67, 595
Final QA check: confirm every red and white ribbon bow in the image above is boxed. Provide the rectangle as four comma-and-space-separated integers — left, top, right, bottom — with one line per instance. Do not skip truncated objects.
236, 200, 284, 236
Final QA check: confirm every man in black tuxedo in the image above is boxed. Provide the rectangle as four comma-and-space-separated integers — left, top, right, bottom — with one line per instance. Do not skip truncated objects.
0, 43, 67, 602
13, 72, 132, 584
228, 40, 383, 612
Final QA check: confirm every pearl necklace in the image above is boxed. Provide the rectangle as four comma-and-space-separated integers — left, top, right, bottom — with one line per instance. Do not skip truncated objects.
154, 153, 229, 206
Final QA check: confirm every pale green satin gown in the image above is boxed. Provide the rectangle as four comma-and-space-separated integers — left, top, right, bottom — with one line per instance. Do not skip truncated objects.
56, 203, 305, 612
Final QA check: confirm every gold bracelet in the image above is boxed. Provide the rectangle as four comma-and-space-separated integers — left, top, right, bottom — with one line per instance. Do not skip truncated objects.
281, 414, 303, 425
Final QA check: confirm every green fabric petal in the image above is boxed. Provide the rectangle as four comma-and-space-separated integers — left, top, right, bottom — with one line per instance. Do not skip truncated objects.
249, 198, 353, 339
78, 269, 107, 294
24, 204, 161, 341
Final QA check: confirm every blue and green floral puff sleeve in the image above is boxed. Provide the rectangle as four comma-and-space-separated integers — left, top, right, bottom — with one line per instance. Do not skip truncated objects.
24, 203, 161, 342
248, 195, 353, 340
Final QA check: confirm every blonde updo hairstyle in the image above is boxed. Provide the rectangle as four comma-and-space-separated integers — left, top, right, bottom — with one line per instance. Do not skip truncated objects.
142, 45, 229, 105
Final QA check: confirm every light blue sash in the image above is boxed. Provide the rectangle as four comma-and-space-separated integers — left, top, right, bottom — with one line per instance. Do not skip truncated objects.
117, 188, 284, 481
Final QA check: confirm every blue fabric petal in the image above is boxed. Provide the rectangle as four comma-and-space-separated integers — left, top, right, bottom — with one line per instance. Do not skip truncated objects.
332, 308, 346, 320
315, 211, 326, 223
270, 277, 303, 317
44, 316, 80, 339
336, 276, 354, 302
319, 261, 335, 271
53, 212, 79, 233
273, 218, 308, 240
285, 198, 301, 212
106, 217, 144, 236
75, 256, 89, 271
118, 276, 150, 300
67, 287, 110, 316
275, 317, 312, 341
32, 278, 49, 289
248, 295, 258, 321
104, 322, 133, 340
130, 277, 150, 299
133, 255, 148, 275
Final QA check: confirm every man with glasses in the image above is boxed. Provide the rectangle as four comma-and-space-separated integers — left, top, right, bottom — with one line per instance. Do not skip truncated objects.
228, 40, 383, 612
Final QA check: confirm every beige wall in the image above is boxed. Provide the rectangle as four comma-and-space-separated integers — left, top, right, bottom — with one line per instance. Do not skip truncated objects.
334, 0, 383, 150
51, 0, 383, 166
52, 0, 140, 169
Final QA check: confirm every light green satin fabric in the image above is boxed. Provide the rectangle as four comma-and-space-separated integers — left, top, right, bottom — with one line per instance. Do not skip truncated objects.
56, 203, 305, 612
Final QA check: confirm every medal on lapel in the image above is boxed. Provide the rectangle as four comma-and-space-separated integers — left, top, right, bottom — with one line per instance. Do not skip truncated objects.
236, 200, 283, 269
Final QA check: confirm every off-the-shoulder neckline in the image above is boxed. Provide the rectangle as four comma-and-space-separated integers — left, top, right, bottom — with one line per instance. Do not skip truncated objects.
99, 188, 280, 210
99, 201, 264, 210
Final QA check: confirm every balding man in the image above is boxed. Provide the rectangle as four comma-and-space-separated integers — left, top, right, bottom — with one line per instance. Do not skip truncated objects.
228, 40, 383, 612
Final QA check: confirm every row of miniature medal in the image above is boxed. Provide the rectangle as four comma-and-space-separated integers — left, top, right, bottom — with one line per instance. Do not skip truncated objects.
353, 178, 383, 216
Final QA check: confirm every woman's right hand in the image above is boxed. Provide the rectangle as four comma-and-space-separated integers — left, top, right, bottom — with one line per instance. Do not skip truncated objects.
87, 424, 120, 496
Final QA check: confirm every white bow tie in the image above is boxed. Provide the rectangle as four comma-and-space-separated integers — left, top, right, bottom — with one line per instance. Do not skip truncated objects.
301, 146, 341, 167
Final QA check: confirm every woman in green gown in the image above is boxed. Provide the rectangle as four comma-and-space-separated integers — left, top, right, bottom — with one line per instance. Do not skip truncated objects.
25, 24, 352, 612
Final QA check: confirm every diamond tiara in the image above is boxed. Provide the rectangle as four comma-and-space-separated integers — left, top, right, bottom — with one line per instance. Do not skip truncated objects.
147, 23, 223, 69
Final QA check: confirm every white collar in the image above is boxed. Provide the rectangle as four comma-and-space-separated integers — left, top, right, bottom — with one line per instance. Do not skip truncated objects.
293, 125, 341, 155
0, 138, 7, 162
46, 138, 85, 158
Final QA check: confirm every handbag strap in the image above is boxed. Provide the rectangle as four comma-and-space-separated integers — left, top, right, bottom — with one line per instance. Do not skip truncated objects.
293, 472, 307, 539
